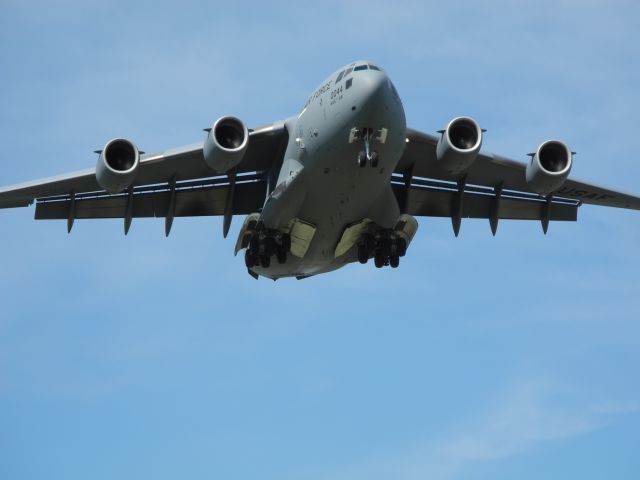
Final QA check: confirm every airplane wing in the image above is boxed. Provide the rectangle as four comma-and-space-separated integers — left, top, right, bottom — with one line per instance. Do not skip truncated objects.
0, 122, 288, 235
394, 128, 640, 234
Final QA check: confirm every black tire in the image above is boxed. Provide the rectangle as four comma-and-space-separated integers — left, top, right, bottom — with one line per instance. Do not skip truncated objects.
245, 250, 256, 268
379, 237, 391, 258
276, 249, 287, 264
282, 233, 291, 252
389, 239, 398, 257
255, 233, 268, 255
260, 254, 271, 268
358, 151, 367, 168
389, 255, 400, 268
397, 237, 407, 257
374, 250, 385, 268
357, 244, 369, 264
370, 151, 379, 168
266, 237, 278, 256
363, 233, 375, 249
249, 237, 260, 256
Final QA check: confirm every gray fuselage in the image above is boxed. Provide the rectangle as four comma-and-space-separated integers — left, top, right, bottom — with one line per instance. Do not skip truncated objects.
254, 61, 407, 279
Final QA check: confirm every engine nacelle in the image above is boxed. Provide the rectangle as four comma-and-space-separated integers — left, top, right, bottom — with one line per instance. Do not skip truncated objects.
436, 117, 483, 175
95, 138, 140, 194
525, 140, 573, 196
203, 116, 249, 173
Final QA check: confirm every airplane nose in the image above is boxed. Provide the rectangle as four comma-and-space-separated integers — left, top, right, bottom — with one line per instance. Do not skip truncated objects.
356, 70, 395, 118
360, 71, 389, 104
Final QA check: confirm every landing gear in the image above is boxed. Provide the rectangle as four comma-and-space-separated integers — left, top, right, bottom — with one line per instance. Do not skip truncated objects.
357, 149, 379, 168
243, 222, 291, 270
356, 233, 375, 264
244, 249, 256, 268
358, 151, 368, 168
355, 128, 380, 168
374, 249, 385, 268
396, 237, 407, 257
358, 231, 408, 269
357, 243, 369, 264
370, 151, 379, 168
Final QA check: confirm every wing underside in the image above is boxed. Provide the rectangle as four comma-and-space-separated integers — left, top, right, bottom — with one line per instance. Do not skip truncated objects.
393, 128, 640, 233
2, 121, 639, 237
0, 123, 288, 235
35, 174, 267, 220
392, 176, 578, 221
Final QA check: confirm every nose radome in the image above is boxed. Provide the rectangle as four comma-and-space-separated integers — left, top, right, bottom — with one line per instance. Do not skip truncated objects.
357, 70, 392, 116
360, 70, 389, 100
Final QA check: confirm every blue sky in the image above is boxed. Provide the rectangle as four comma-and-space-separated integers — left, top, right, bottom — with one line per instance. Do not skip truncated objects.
1, 1, 639, 479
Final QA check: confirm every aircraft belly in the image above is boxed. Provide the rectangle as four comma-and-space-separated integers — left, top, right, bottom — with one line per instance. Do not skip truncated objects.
254, 142, 402, 279
252, 71, 407, 279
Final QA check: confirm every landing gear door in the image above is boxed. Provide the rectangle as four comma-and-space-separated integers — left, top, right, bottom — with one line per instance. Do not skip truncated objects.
288, 218, 317, 259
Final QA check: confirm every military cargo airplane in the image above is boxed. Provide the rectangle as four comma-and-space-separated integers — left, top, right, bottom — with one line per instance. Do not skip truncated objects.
2, 61, 640, 280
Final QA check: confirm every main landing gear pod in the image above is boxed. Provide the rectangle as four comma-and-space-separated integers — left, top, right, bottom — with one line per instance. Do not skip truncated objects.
335, 214, 419, 268
235, 214, 316, 271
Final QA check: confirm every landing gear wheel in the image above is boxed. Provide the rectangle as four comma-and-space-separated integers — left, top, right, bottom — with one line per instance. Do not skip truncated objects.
389, 239, 398, 257
249, 237, 259, 256
358, 151, 367, 168
397, 237, 407, 257
379, 236, 391, 258
357, 243, 369, 264
265, 237, 278, 256
276, 249, 287, 264
389, 255, 400, 268
282, 233, 291, 252
245, 250, 256, 268
374, 250, 386, 268
260, 254, 271, 268
370, 151, 379, 168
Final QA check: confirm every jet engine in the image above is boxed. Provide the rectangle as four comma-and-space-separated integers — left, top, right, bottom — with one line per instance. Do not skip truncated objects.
436, 117, 483, 175
525, 140, 572, 196
95, 138, 140, 193
203, 116, 249, 173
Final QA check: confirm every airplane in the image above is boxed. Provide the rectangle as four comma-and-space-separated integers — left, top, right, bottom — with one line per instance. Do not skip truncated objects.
1, 60, 640, 280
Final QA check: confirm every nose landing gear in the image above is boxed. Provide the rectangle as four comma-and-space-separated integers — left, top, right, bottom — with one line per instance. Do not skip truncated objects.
358, 150, 379, 168
351, 127, 385, 168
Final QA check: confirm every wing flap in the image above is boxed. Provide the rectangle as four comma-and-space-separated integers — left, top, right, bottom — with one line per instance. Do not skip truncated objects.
35, 177, 267, 220
392, 178, 578, 222
403, 188, 577, 221
0, 168, 99, 209
398, 128, 640, 211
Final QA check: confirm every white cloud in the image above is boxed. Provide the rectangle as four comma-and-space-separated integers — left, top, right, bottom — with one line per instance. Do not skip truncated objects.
326, 379, 639, 480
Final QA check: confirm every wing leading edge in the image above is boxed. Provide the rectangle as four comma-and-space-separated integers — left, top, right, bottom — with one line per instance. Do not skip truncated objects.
0, 122, 288, 234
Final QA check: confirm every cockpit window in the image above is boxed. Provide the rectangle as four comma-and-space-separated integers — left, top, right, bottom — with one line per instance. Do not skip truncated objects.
335, 70, 345, 82
354, 65, 368, 71
369, 64, 381, 71
344, 67, 353, 76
